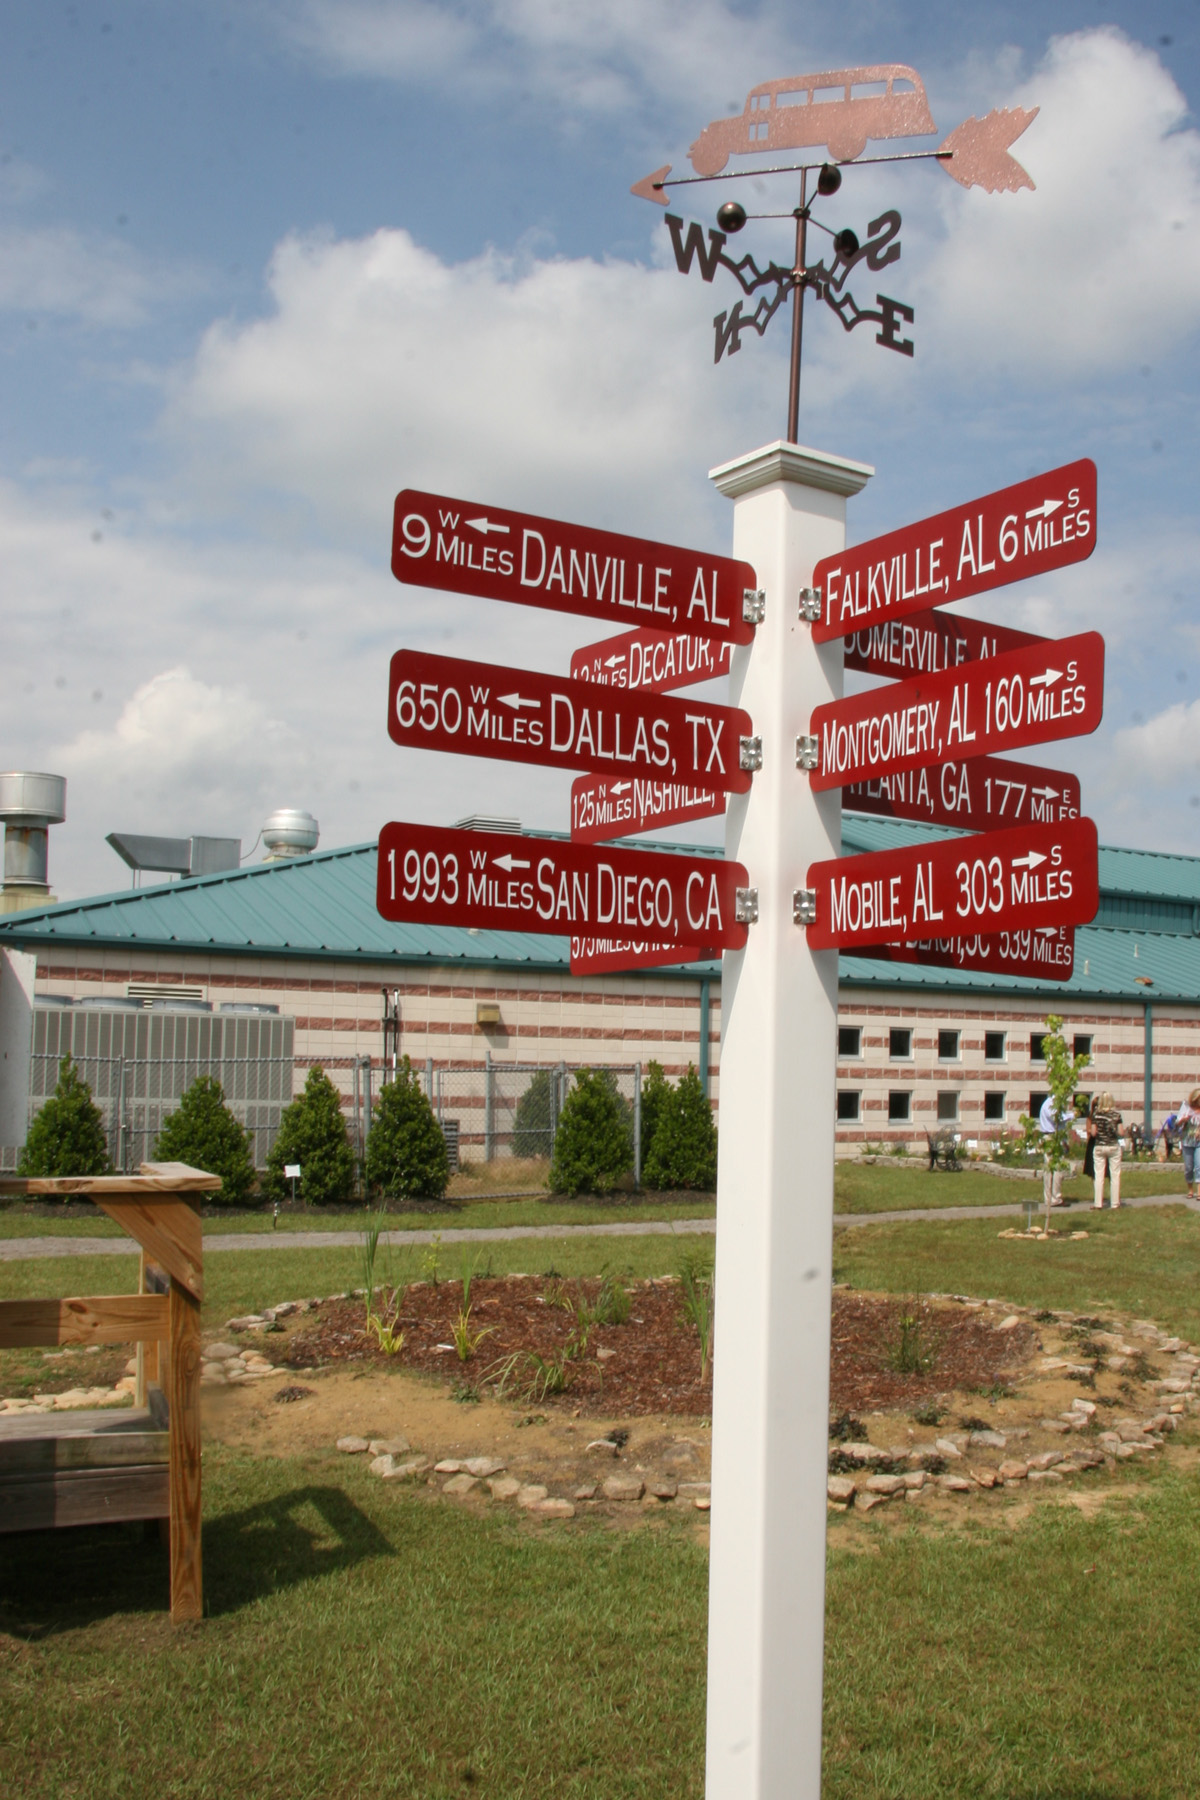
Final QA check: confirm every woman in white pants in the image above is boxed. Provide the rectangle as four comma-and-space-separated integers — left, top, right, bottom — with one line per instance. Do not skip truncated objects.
1091, 1093, 1123, 1209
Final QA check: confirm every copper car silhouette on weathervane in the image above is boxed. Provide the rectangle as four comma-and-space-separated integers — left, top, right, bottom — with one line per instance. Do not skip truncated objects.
688, 65, 937, 172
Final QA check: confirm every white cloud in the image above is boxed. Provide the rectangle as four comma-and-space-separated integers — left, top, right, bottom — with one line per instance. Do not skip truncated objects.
920, 28, 1200, 375
165, 224, 777, 543
0, 224, 168, 328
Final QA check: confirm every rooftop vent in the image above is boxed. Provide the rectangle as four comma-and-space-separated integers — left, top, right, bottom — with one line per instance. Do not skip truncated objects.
454, 815, 521, 834
0, 772, 66, 915
107, 832, 241, 884
262, 808, 319, 860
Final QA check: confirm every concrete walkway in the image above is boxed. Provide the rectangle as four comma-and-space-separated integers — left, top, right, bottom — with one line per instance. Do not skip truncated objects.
1, 1191, 1196, 1261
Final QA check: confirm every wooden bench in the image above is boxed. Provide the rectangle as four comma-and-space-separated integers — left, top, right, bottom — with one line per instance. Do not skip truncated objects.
0, 1161, 218, 1622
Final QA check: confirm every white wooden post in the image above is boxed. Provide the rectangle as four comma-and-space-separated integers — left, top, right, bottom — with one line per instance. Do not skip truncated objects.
706, 441, 872, 1800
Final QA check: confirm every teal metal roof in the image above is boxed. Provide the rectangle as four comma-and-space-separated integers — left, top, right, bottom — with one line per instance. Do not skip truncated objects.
0, 819, 1197, 1002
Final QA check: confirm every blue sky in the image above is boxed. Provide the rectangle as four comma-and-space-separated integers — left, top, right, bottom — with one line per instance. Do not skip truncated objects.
1, 2, 1198, 897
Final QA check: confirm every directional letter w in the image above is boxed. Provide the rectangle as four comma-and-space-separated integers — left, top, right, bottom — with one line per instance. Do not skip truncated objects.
665, 215, 726, 282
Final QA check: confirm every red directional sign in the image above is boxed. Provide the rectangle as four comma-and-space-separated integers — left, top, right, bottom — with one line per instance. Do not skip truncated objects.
393, 490, 756, 646
843, 606, 1043, 681
571, 771, 724, 843
377, 822, 748, 951
812, 459, 1096, 644
570, 936, 713, 975
570, 626, 734, 692
851, 927, 1075, 983
845, 753, 1081, 833
810, 631, 1104, 792
805, 817, 1098, 952
388, 650, 753, 794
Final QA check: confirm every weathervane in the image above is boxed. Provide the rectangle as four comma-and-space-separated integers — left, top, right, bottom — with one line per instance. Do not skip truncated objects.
632, 64, 1038, 441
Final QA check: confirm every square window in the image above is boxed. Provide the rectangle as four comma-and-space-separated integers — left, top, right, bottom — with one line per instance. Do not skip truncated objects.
984, 1091, 1006, 1121
985, 1031, 1006, 1062
888, 1091, 911, 1122
937, 1090, 959, 1122
889, 1027, 912, 1059
938, 1029, 959, 1060
1030, 1033, 1046, 1061
838, 1025, 861, 1058
1030, 1091, 1049, 1120
837, 1090, 860, 1122
1073, 1034, 1092, 1059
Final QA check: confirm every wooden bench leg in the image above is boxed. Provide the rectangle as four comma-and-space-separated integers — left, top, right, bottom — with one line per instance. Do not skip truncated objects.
167, 1278, 203, 1622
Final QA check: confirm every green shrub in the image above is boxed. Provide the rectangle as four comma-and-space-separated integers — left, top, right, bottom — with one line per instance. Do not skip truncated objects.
153, 1075, 255, 1205
512, 1070, 555, 1159
639, 1060, 671, 1169
17, 1055, 111, 1178
644, 1064, 717, 1191
263, 1065, 356, 1207
549, 1068, 633, 1195
365, 1055, 449, 1201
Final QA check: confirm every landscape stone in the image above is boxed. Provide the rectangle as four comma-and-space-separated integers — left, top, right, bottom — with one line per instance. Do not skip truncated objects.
841, 1441, 893, 1465
378, 1456, 429, 1481
997, 1315, 1021, 1331
1042, 1420, 1072, 1433
1027, 1469, 1064, 1482
648, 1480, 679, 1501
971, 1469, 998, 1489
603, 1475, 645, 1502
997, 1460, 1029, 1481
227, 1316, 271, 1332
487, 1476, 522, 1501
586, 1439, 620, 1455
693, 1497, 711, 1511
205, 1342, 240, 1361
517, 1484, 549, 1508
337, 1436, 370, 1454
827, 1476, 856, 1506
857, 1492, 888, 1512
442, 1473, 479, 1497
434, 1460, 464, 1474
369, 1437, 411, 1457
1028, 1451, 1064, 1470
533, 1498, 575, 1519
934, 1438, 964, 1459
464, 1457, 506, 1478
937, 1475, 973, 1493
574, 1482, 598, 1501
677, 1481, 711, 1499
968, 1430, 1007, 1449
902, 1471, 926, 1490
865, 1474, 905, 1496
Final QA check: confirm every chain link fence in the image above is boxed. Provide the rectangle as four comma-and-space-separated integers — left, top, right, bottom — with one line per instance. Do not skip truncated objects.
428, 1059, 643, 1174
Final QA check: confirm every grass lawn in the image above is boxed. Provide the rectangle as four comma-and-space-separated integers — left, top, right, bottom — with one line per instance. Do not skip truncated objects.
6, 1206, 1200, 1793
4, 1444, 1200, 1796
836, 1202, 1200, 1342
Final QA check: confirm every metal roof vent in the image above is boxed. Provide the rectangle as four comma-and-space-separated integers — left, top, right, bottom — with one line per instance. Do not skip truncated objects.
454, 815, 521, 834
262, 809, 319, 860
0, 772, 66, 915
107, 833, 241, 884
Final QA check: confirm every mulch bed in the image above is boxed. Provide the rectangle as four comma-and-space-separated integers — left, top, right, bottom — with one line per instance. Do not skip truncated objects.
276, 1279, 1035, 1418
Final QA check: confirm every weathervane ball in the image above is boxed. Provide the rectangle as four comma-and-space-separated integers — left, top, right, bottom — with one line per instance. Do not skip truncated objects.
833, 227, 859, 259
816, 163, 842, 196
716, 201, 748, 232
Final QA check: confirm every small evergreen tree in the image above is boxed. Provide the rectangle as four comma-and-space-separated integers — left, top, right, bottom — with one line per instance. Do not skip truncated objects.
644, 1064, 718, 1191
549, 1068, 634, 1195
365, 1055, 449, 1201
18, 1056, 111, 1178
512, 1069, 554, 1159
263, 1065, 355, 1207
639, 1061, 671, 1170
153, 1075, 255, 1205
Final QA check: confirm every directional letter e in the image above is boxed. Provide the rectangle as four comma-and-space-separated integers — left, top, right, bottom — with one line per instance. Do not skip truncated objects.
876, 295, 914, 357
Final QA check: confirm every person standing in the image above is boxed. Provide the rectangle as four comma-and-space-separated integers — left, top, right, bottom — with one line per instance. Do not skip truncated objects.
1173, 1089, 1200, 1201
1091, 1092, 1124, 1209
1039, 1091, 1072, 1207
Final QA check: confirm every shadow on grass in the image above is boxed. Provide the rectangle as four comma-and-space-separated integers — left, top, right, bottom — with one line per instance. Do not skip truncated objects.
0, 1484, 393, 1637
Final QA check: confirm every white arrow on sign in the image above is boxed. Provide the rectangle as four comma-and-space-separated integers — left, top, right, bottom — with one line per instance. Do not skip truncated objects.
1030, 785, 1060, 799
604, 654, 625, 669
465, 515, 510, 536
1029, 668, 1063, 688
610, 780, 632, 794
497, 691, 542, 710
1025, 498, 1064, 520
1011, 850, 1048, 870
493, 854, 531, 871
